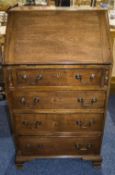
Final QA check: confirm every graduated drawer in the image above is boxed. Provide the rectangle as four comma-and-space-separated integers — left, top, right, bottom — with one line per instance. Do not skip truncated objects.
5, 67, 109, 88
9, 90, 106, 110
17, 136, 101, 156
14, 113, 104, 135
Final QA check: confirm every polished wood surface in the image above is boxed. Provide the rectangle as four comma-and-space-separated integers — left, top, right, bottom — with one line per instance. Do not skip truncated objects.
4, 65, 110, 90
3, 8, 112, 168
4, 8, 112, 65
17, 136, 101, 156
9, 90, 106, 109
14, 113, 104, 135
4, 66, 109, 87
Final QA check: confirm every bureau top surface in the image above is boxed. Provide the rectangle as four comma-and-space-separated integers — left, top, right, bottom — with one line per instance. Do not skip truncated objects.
4, 7, 112, 65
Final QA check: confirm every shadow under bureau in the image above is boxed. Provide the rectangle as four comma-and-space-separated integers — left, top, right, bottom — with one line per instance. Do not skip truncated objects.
3, 7, 113, 168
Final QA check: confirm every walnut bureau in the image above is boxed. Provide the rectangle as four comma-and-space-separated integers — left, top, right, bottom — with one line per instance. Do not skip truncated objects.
3, 7, 113, 168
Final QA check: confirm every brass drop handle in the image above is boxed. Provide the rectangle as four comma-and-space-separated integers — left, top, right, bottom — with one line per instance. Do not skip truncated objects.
87, 120, 95, 127
76, 120, 82, 127
36, 74, 43, 81
75, 74, 82, 81
77, 97, 84, 103
75, 143, 93, 151
90, 74, 95, 80
35, 121, 42, 128
21, 74, 28, 80
91, 97, 97, 104
20, 97, 26, 105
33, 97, 40, 105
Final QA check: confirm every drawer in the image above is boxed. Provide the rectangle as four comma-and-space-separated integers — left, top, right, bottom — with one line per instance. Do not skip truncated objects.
10, 90, 106, 110
17, 136, 101, 156
5, 67, 109, 87
14, 113, 104, 135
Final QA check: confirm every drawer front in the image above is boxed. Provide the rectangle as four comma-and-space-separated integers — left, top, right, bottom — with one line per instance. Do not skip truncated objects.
10, 90, 105, 110
5, 68, 109, 87
14, 113, 104, 135
17, 136, 101, 156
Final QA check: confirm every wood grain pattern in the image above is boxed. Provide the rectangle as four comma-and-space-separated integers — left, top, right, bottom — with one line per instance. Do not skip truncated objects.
17, 136, 101, 156
4, 65, 111, 91
14, 113, 104, 135
4, 9, 112, 65
9, 90, 106, 110
7, 67, 108, 87
3, 8, 113, 167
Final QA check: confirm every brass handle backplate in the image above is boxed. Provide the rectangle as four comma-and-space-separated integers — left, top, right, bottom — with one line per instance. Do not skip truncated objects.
75, 74, 82, 81
77, 97, 97, 107
76, 120, 95, 128
36, 74, 43, 81
22, 120, 42, 128
75, 143, 93, 151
